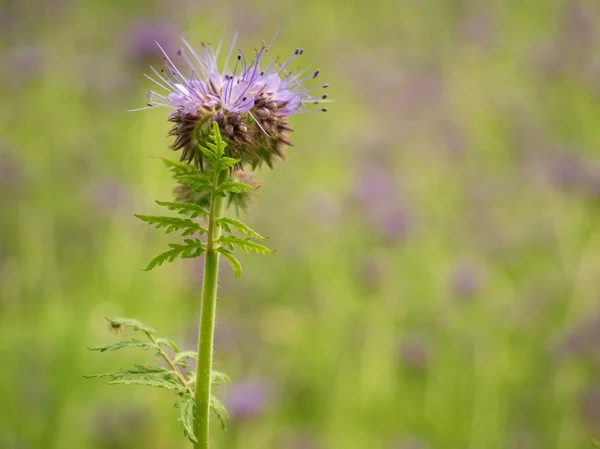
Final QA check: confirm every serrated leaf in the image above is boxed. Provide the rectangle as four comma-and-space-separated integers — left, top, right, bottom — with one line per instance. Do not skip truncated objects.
84, 364, 185, 393
216, 217, 265, 240
89, 338, 156, 352
219, 157, 241, 169
105, 317, 156, 334
176, 174, 213, 192
174, 351, 198, 367
211, 371, 231, 386
135, 214, 207, 236
217, 236, 273, 255
107, 377, 184, 391
156, 338, 181, 353
156, 201, 209, 219
175, 397, 198, 443
160, 157, 197, 177
217, 181, 254, 194
210, 395, 229, 430
209, 121, 226, 158
217, 248, 242, 278
143, 239, 206, 271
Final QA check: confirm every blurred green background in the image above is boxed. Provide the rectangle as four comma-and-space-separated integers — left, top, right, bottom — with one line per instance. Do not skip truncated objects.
2, 0, 600, 448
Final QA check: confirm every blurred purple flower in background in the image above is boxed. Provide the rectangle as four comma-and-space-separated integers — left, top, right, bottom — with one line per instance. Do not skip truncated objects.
353, 163, 412, 243
126, 20, 178, 64
225, 378, 273, 420
579, 383, 600, 439
449, 260, 482, 300
397, 333, 430, 373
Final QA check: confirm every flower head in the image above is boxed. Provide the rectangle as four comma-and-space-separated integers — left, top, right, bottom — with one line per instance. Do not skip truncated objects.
139, 36, 328, 168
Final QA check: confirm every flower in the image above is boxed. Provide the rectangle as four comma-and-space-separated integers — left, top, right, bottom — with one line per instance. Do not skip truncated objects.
138, 36, 328, 168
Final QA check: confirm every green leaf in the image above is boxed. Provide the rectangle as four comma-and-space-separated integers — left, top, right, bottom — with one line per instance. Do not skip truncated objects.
88, 338, 156, 352
174, 351, 198, 367
176, 174, 213, 192
135, 214, 207, 236
175, 398, 198, 443
219, 157, 241, 169
210, 395, 229, 430
84, 364, 185, 392
105, 317, 156, 334
143, 239, 206, 271
217, 248, 242, 278
156, 338, 181, 353
209, 121, 226, 158
211, 371, 231, 386
216, 217, 266, 240
217, 181, 254, 194
160, 157, 197, 177
156, 201, 209, 219
217, 236, 273, 255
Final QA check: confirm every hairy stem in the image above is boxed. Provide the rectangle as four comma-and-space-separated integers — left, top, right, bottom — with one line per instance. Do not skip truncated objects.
194, 169, 227, 449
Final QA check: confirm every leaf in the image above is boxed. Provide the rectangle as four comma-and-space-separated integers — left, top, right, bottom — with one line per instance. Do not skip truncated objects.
156, 201, 209, 219
105, 317, 156, 334
156, 338, 181, 353
219, 157, 241, 169
217, 236, 273, 255
217, 181, 254, 194
175, 398, 198, 443
176, 174, 213, 192
88, 338, 156, 352
160, 157, 197, 177
216, 217, 266, 240
84, 364, 185, 393
143, 239, 206, 271
217, 248, 242, 278
210, 395, 229, 430
211, 371, 231, 386
174, 351, 198, 367
209, 121, 226, 158
135, 215, 207, 236
106, 377, 184, 391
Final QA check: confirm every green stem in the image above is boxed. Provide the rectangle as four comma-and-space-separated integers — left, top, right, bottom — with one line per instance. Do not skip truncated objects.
194, 169, 227, 449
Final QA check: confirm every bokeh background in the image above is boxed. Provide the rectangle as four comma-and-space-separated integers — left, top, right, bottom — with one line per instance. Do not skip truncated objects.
2, 0, 600, 448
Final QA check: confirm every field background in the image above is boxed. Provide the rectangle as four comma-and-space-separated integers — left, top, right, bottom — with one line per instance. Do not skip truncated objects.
2, 0, 600, 448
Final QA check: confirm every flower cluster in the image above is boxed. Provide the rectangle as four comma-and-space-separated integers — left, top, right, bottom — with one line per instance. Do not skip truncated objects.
140, 37, 328, 169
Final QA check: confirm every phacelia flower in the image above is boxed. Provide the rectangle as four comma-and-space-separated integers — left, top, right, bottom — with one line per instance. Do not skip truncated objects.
137, 36, 328, 168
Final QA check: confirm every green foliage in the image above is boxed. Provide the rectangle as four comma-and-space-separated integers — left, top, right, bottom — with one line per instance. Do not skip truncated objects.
86, 318, 230, 444
216, 217, 265, 239
217, 180, 254, 194
106, 317, 156, 334
217, 248, 243, 278
210, 396, 229, 430
156, 201, 209, 219
143, 239, 206, 271
175, 398, 198, 443
174, 351, 197, 367
88, 338, 155, 352
217, 235, 273, 255
135, 214, 207, 236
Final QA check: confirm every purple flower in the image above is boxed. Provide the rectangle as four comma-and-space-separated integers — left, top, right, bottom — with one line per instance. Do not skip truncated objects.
126, 20, 178, 63
225, 379, 273, 420
136, 36, 328, 168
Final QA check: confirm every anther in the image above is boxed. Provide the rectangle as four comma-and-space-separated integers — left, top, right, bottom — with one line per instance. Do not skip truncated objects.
312, 70, 320, 78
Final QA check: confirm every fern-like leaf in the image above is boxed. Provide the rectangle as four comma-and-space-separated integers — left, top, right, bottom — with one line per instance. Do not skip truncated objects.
173, 351, 198, 367
89, 339, 156, 352
217, 236, 273, 255
217, 181, 254, 194
106, 317, 156, 334
135, 215, 207, 236
210, 395, 229, 430
176, 174, 213, 192
211, 371, 231, 386
156, 201, 209, 219
216, 217, 265, 239
175, 397, 198, 443
217, 248, 243, 278
160, 157, 197, 177
143, 239, 206, 271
